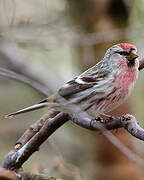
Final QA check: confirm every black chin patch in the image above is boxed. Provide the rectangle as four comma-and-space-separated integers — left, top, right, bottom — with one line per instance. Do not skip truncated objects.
127, 59, 135, 67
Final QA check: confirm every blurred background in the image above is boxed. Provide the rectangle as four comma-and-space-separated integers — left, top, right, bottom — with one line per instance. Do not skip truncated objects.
0, 0, 144, 179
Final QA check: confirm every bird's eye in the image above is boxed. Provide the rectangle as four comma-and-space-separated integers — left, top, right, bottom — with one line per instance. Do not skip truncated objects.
117, 51, 130, 56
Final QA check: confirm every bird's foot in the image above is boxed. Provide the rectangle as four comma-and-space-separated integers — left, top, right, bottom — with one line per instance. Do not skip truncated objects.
95, 114, 114, 124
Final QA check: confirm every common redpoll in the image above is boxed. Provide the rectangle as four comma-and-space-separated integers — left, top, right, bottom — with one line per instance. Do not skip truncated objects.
6, 43, 139, 118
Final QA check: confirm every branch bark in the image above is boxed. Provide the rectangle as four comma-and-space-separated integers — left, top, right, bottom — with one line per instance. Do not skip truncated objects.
15, 109, 59, 149
71, 114, 144, 140
2, 112, 69, 170
2, 112, 144, 171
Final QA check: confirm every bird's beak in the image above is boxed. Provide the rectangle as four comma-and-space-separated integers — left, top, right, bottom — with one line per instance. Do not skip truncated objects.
128, 51, 139, 61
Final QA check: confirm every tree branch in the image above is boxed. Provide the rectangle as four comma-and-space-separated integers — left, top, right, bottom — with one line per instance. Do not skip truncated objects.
2, 112, 69, 170
2, 113, 144, 171
15, 109, 60, 149
71, 114, 144, 140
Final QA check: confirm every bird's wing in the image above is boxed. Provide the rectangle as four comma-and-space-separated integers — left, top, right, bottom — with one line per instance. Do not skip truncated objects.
58, 78, 94, 97
58, 62, 114, 100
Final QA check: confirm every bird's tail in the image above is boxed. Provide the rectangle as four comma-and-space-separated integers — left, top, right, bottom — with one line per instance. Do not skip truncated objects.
5, 97, 55, 118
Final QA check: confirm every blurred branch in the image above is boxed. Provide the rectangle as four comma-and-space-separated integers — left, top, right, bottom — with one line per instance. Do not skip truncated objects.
139, 58, 144, 70
0, 38, 63, 92
0, 67, 48, 96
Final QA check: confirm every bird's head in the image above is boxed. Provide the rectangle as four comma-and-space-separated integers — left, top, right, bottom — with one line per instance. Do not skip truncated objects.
105, 43, 139, 69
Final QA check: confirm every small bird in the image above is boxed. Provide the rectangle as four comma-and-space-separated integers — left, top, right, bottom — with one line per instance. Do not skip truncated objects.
6, 43, 139, 118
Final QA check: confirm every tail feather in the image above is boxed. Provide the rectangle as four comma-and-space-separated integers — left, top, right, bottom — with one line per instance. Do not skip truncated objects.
5, 95, 68, 118
5, 102, 48, 118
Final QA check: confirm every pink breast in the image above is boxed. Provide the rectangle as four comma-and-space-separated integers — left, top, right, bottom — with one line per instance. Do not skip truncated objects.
97, 70, 138, 113
117, 69, 138, 87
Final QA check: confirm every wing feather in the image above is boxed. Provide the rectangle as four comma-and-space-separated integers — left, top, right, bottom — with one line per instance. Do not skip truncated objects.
58, 61, 114, 101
